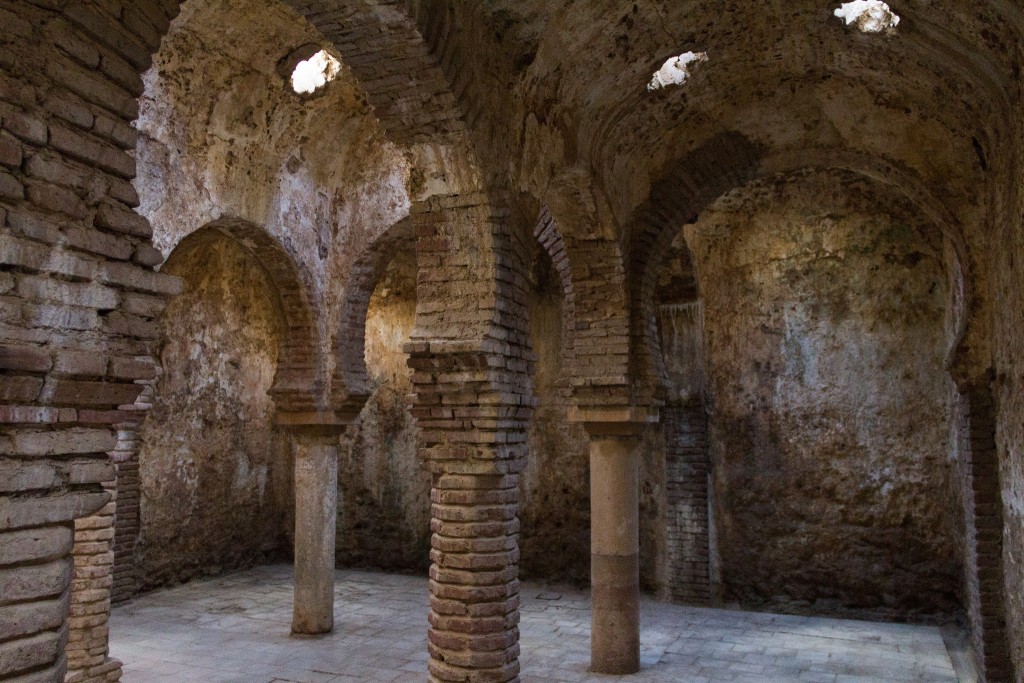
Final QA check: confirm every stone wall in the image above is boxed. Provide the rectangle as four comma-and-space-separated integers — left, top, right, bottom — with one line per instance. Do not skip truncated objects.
0, 2, 1018, 682
136, 235, 292, 589
684, 170, 961, 618
119, 0, 414, 592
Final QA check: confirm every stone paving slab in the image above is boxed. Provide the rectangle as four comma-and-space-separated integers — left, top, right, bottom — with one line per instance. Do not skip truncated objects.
110, 565, 958, 682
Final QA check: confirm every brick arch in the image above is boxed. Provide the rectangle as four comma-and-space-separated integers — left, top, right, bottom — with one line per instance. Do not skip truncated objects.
282, 1, 468, 148
630, 137, 977, 405
629, 133, 762, 404
332, 216, 414, 412
532, 208, 576, 389
167, 217, 324, 412
0, 3, 526, 682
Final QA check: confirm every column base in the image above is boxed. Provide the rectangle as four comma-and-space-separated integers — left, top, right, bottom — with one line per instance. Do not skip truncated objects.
591, 553, 640, 675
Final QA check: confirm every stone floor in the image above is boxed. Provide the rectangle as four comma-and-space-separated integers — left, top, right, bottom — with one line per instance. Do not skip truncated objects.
110, 565, 960, 683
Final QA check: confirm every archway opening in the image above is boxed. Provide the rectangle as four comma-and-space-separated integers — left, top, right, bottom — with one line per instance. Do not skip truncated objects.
337, 241, 429, 572
520, 228, 590, 586
137, 231, 292, 589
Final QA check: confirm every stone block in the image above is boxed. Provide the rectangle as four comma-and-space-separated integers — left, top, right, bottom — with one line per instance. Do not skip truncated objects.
0, 628, 65, 678
108, 357, 156, 381
0, 169, 24, 200
0, 595, 68, 642
0, 376, 44, 403
94, 202, 151, 239
1, 109, 47, 146
1, 527, 73, 565
47, 379, 143, 407
101, 261, 181, 296
66, 459, 117, 485
51, 350, 107, 378
26, 181, 87, 220
0, 131, 22, 168
0, 491, 109, 530
0, 560, 71, 606
23, 304, 98, 332
6, 429, 117, 456
16, 276, 120, 311
0, 460, 61, 493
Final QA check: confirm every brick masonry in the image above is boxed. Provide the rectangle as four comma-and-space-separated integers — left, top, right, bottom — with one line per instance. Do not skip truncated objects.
0, 3, 1019, 683
65, 482, 121, 683
661, 402, 711, 606
0, 1, 182, 681
954, 385, 1014, 683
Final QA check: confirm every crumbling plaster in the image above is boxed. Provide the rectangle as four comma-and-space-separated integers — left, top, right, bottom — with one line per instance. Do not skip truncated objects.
135, 0, 414, 391
683, 169, 960, 618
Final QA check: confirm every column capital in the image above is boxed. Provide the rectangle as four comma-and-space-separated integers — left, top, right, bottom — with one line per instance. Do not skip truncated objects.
567, 406, 659, 437
275, 409, 360, 438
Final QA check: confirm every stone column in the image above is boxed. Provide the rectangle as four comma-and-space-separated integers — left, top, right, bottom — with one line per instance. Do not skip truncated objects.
278, 412, 353, 637
291, 436, 338, 635
570, 408, 656, 676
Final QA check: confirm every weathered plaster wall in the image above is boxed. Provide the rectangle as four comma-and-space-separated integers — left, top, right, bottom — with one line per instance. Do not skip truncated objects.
134, 0, 411, 377
994, 138, 1024, 676
338, 247, 429, 571
137, 235, 291, 589
685, 170, 960, 618
127, 0, 416, 586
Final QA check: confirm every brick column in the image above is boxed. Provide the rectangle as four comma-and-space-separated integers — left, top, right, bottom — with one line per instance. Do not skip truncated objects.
409, 341, 533, 683
278, 413, 352, 637
429, 468, 522, 682
571, 408, 657, 676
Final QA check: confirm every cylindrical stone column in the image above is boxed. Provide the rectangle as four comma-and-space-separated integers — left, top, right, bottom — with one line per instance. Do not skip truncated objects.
291, 436, 338, 635
589, 434, 640, 674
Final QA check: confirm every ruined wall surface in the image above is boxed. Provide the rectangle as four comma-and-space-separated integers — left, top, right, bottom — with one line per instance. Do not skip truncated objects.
124, 0, 415, 588
338, 247, 429, 571
994, 138, 1024, 678
685, 170, 960, 618
136, 236, 292, 589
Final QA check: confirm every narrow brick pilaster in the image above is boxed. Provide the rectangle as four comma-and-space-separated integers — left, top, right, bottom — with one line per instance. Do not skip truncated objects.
957, 386, 1014, 683
662, 402, 711, 606
65, 480, 122, 683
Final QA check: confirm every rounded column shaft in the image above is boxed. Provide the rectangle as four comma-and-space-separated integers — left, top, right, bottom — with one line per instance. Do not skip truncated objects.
292, 439, 338, 635
427, 472, 522, 683
589, 435, 640, 675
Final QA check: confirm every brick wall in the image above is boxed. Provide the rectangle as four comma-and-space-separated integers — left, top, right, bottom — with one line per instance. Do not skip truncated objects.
110, 383, 152, 605
954, 386, 1014, 683
65, 482, 120, 683
0, 1, 181, 679
662, 402, 711, 606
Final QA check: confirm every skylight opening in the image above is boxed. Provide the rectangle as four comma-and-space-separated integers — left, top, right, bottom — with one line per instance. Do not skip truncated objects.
647, 51, 709, 92
834, 1, 901, 34
290, 50, 341, 95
